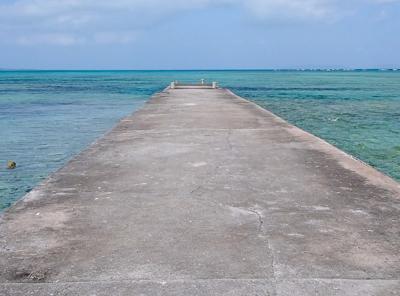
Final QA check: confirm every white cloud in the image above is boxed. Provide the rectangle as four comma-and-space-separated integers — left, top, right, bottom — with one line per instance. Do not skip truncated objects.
15, 33, 83, 46
242, 0, 336, 22
0, 0, 398, 46
94, 31, 138, 44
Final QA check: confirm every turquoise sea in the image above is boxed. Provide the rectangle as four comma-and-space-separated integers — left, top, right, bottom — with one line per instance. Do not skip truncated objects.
1, 70, 399, 210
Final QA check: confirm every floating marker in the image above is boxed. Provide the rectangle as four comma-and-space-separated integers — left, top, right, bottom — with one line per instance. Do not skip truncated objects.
7, 161, 16, 169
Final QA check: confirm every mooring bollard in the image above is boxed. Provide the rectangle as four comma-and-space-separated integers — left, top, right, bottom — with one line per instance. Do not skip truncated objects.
212, 82, 217, 89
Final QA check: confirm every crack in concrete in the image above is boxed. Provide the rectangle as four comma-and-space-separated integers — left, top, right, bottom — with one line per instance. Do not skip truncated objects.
190, 185, 202, 195
246, 207, 277, 284
187, 156, 278, 286
248, 208, 264, 233
188, 185, 223, 210
226, 130, 234, 152
267, 238, 277, 284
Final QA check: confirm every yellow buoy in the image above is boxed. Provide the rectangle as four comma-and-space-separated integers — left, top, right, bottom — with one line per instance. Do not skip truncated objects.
7, 161, 16, 169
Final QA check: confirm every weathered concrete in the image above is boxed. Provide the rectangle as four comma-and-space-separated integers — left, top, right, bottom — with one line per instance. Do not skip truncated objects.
1, 87, 400, 295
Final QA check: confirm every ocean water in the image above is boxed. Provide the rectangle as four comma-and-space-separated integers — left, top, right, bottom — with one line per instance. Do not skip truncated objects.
1, 70, 399, 210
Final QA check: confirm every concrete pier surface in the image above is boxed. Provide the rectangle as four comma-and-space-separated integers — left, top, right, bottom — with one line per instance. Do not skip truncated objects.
1, 87, 400, 295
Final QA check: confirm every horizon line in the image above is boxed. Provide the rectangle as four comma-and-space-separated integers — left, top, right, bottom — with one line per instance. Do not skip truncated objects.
1, 68, 399, 72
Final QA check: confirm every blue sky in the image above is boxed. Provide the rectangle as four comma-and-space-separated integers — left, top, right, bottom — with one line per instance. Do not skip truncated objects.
0, 0, 399, 69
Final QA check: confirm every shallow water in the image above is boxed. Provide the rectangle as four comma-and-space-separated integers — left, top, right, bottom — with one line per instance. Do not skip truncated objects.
1, 70, 399, 210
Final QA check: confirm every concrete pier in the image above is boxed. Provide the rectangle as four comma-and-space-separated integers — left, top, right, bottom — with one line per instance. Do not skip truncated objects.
1, 87, 400, 295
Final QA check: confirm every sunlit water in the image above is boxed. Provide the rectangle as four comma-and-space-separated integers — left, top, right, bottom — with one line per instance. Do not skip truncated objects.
1, 70, 399, 210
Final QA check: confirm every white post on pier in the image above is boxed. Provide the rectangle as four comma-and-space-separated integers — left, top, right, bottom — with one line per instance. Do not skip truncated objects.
201, 79, 205, 85
170, 81, 175, 89
212, 82, 217, 89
